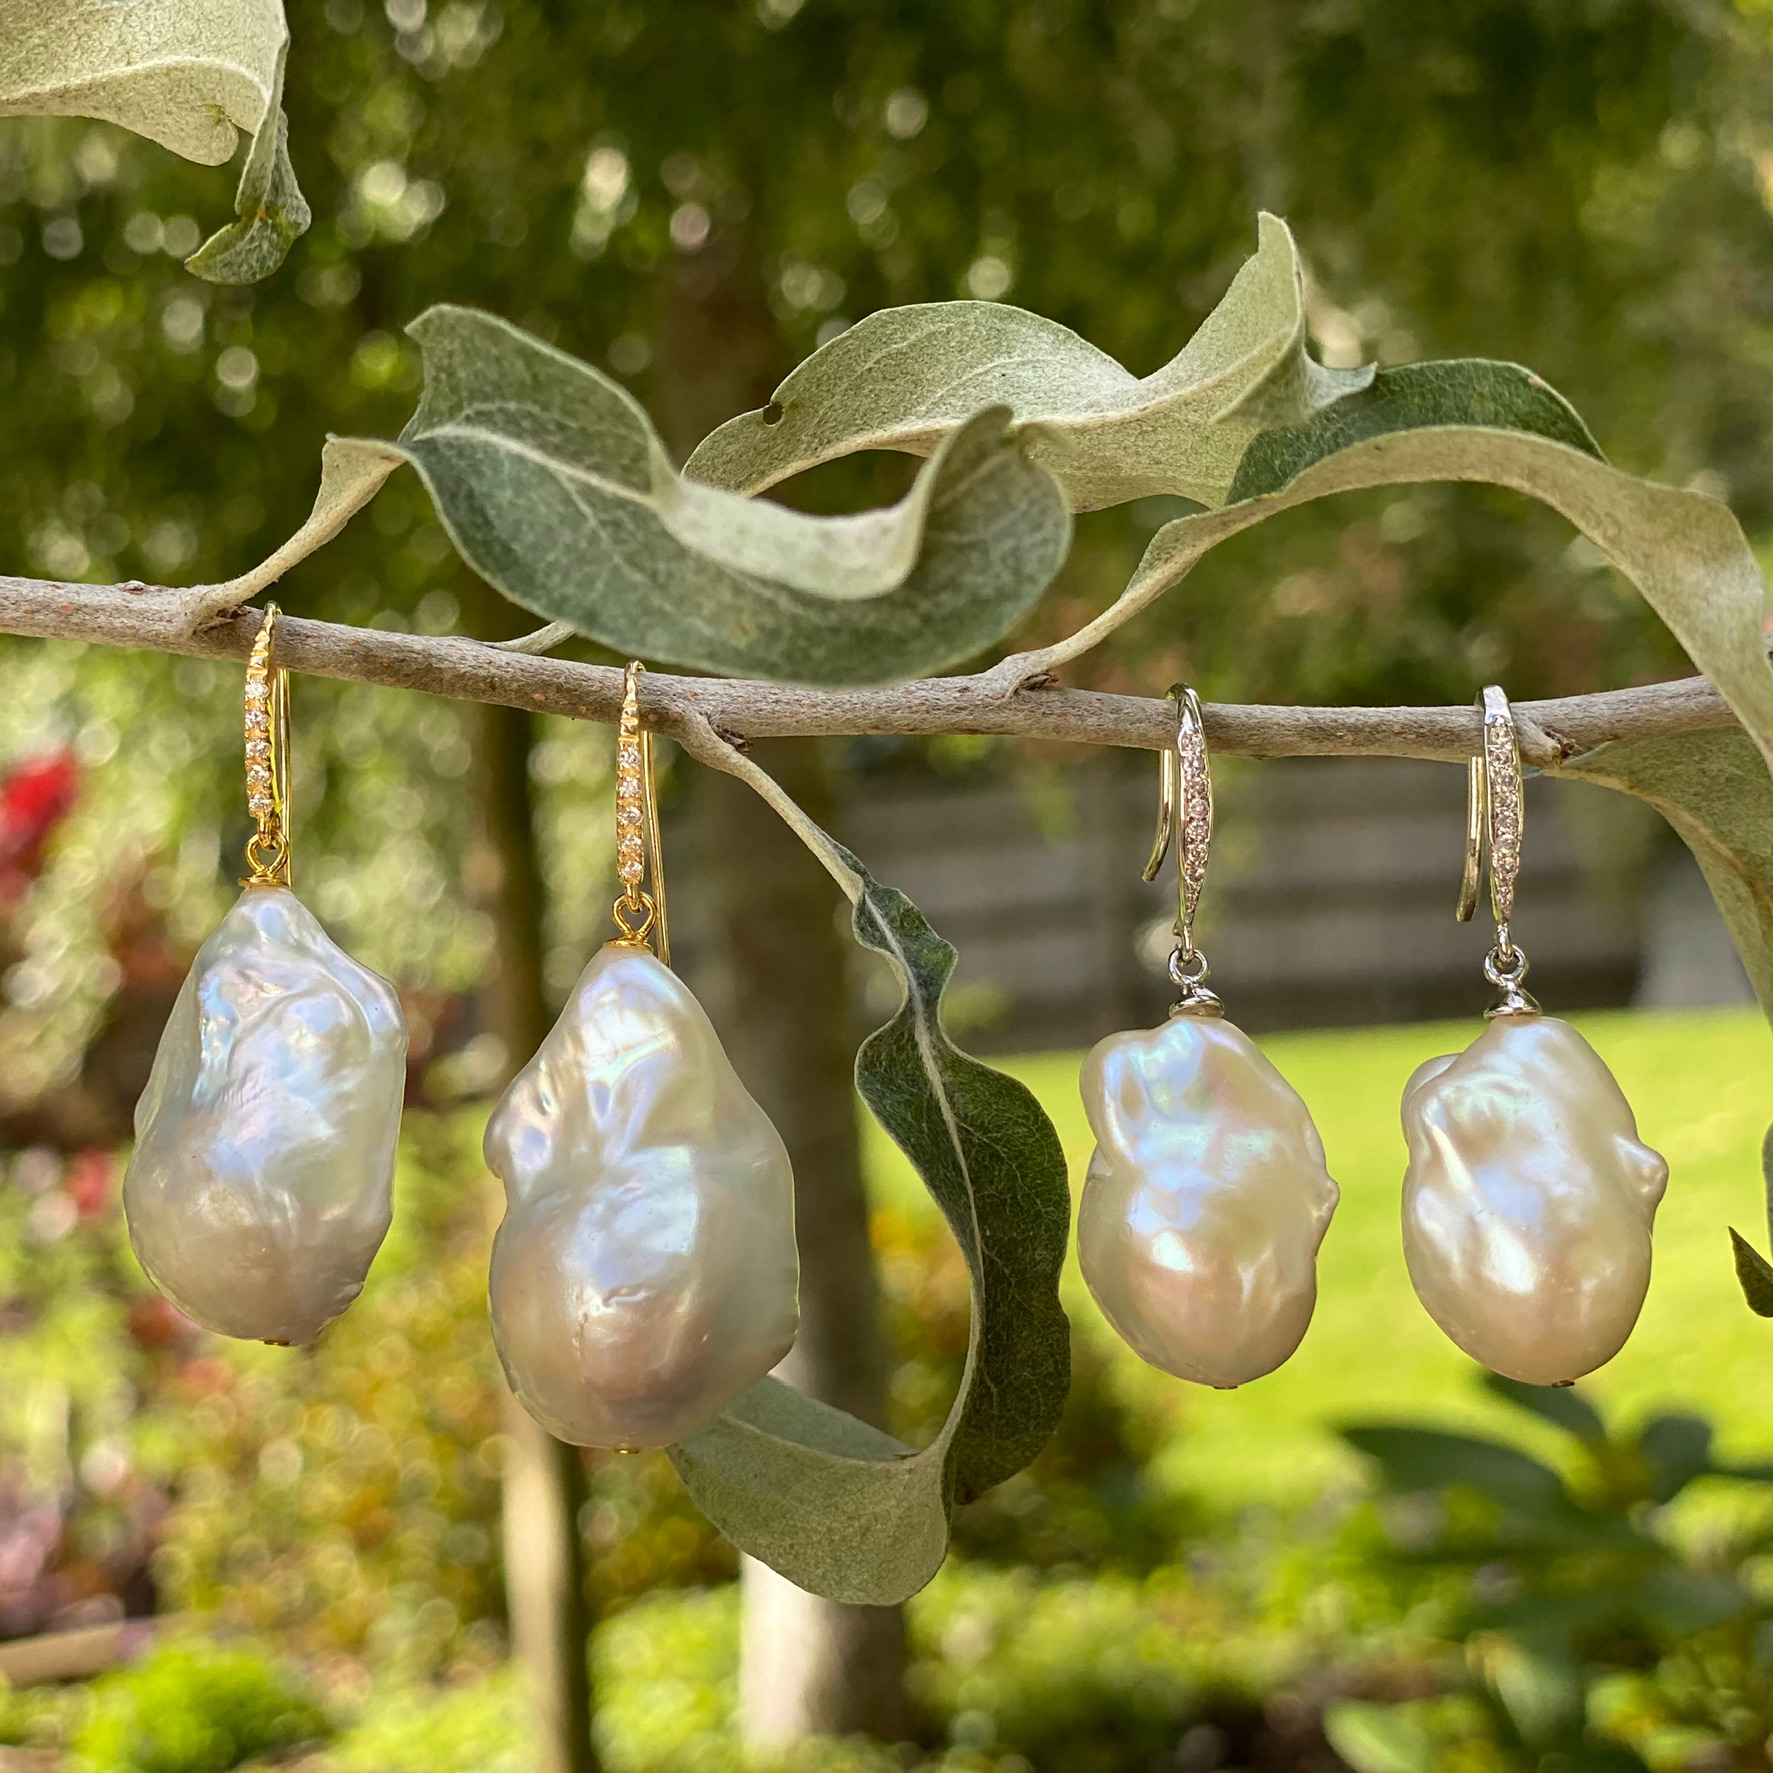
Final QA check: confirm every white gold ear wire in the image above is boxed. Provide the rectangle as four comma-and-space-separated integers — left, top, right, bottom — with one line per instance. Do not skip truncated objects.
1078, 682, 1339, 1389
1402, 681, 1666, 1385
1143, 685, 1221, 1016
1455, 684, 1539, 1018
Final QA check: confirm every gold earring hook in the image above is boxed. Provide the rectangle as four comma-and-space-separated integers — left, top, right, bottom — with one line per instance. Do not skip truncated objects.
241, 604, 292, 888
1143, 685, 1220, 1016
1457, 684, 1537, 1016
611, 661, 669, 963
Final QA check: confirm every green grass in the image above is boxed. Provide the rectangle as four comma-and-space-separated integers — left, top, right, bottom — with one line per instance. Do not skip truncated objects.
863, 1006, 1773, 1508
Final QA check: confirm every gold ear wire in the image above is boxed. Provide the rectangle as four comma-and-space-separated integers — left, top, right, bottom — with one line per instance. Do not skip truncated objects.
1457, 684, 1537, 1016
1143, 685, 1220, 1016
611, 661, 669, 963
241, 604, 292, 888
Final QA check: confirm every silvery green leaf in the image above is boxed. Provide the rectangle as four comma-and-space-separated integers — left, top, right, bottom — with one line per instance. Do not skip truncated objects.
1551, 732, 1773, 1316
392, 305, 1072, 685
184, 47, 309, 284
175, 436, 403, 631
687, 212, 1373, 512
1061, 381, 1773, 773
667, 845, 1072, 1605
0, 0, 285, 162
1554, 730, 1773, 1014
0, 0, 307, 281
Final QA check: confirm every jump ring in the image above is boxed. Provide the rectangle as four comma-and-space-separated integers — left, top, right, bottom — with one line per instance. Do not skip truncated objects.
1169, 947, 1212, 989
611, 893, 656, 943
1484, 943, 1529, 987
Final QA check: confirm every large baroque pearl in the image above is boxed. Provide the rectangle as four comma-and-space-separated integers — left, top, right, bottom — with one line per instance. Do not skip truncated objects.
485, 942, 799, 1449
1401, 1014, 1667, 1385
1078, 1013, 1339, 1389
124, 887, 407, 1345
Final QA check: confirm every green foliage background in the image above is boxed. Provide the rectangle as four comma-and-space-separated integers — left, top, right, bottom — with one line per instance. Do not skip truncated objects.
6, 0, 1773, 1044
11, 4, 1773, 1766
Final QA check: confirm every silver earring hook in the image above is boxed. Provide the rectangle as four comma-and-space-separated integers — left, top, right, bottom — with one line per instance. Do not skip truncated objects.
1457, 684, 1538, 1017
1143, 685, 1221, 1016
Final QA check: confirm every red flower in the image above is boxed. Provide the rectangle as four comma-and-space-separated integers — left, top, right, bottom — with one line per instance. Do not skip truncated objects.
0, 750, 79, 907
64, 1149, 113, 1219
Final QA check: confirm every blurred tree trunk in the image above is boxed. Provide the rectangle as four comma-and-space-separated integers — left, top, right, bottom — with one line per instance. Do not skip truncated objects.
466, 581, 598, 1773
693, 738, 909, 1748
657, 239, 909, 1745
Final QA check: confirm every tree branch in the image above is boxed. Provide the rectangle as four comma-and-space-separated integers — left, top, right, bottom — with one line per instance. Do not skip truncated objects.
0, 576, 1741, 767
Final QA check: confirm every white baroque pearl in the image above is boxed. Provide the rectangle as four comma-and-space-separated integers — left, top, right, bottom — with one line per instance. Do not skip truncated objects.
124, 886, 407, 1345
1078, 1013, 1339, 1389
485, 942, 799, 1449
1401, 1014, 1667, 1385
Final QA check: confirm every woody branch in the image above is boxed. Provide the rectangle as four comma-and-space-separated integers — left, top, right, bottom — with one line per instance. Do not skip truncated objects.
0, 576, 1741, 769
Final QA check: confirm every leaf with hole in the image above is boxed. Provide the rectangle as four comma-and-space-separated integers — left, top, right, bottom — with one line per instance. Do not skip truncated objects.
665, 843, 1072, 1605
1066, 388, 1773, 776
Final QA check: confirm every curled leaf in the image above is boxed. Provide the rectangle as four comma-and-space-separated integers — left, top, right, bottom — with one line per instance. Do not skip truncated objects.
667, 845, 1072, 1605
0, 0, 284, 162
184, 46, 309, 284
176, 436, 404, 631
390, 305, 1072, 685
687, 212, 1373, 512
0, 0, 308, 282
1026, 391, 1773, 776
1554, 731, 1773, 1015
1551, 732, 1773, 1316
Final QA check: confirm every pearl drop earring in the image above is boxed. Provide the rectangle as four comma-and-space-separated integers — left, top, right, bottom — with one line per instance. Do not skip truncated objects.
484, 662, 799, 1450
1400, 685, 1667, 1385
124, 605, 409, 1346
1076, 687, 1339, 1389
